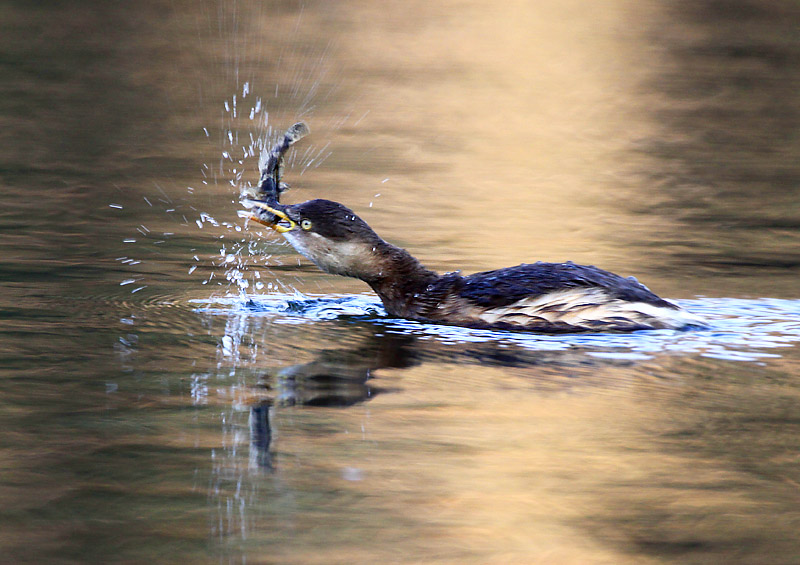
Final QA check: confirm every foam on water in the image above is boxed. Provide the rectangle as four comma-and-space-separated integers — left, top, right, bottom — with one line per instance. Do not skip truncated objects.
193, 294, 800, 363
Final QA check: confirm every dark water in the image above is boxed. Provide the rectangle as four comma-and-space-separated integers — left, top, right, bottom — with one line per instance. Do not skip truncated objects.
2, 1, 800, 563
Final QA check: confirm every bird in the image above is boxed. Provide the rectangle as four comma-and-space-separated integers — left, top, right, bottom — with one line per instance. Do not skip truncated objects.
237, 123, 706, 333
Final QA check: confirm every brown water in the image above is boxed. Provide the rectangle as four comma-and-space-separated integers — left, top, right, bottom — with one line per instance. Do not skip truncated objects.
2, 1, 800, 563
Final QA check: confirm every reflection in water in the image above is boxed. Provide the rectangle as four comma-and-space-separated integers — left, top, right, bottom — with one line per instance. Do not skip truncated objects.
199, 292, 800, 562
268, 334, 413, 408
249, 402, 273, 469
242, 331, 416, 468
206, 292, 800, 477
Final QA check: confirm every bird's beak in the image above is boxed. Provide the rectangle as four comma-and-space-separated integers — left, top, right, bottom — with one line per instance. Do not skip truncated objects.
238, 200, 297, 233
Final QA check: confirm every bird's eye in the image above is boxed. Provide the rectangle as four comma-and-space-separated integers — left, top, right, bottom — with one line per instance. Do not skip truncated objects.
300, 219, 313, 231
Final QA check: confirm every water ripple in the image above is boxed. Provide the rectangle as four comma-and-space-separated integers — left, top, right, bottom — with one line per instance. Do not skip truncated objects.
193, 294, 800, 363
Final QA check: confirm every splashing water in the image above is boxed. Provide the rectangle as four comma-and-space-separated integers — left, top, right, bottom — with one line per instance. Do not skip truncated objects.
194, 295, 800, 363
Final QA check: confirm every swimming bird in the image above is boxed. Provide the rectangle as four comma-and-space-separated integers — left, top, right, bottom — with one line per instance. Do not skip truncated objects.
238, 123, 705, 332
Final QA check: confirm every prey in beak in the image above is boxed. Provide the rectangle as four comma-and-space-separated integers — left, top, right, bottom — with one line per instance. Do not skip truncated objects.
237, 121, 309, 233
238, 200, 296, 233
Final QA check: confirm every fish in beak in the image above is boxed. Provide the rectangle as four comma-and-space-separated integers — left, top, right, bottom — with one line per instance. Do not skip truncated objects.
238, 200, 296, 233
237, 122, 309, 233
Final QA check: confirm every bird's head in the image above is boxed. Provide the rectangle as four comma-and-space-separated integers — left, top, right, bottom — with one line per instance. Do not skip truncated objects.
239, 198, 386, 280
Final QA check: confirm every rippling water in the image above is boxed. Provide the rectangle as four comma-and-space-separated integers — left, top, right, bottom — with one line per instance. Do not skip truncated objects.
1, 0, 799, 563
198, 293, 800, 362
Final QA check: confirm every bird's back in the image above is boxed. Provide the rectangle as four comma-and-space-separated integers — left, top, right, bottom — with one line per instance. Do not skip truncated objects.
416, 262, 704, 332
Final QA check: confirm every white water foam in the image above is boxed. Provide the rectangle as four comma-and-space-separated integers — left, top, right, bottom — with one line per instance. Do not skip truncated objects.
193, 294, 800, 363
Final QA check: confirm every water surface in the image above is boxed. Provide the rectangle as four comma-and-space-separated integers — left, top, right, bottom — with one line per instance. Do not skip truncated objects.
1, 0, 799, 563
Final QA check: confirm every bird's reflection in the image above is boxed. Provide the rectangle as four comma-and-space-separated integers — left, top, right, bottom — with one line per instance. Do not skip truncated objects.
248, 401, 273, 469
245, 327, 601, 469
246, 331, 417, 468
270, 333, 415, 407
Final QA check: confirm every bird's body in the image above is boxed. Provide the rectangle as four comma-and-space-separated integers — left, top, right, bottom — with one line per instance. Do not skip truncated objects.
385, 261, 701, 332
238, 123, 706, 333
242, 198, 705, 332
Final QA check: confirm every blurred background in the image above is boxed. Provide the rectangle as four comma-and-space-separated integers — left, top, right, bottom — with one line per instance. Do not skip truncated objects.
1, 0, 799, 563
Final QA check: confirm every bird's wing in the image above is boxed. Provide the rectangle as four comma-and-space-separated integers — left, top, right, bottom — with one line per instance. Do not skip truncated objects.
457, 262, 678, 310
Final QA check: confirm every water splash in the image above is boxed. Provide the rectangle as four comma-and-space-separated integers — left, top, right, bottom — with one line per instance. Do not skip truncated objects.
194, 295, 800, 363
108, 4, 347, 302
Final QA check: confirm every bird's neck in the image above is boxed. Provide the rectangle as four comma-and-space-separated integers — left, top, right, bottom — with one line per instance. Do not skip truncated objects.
363, 241, 440, 318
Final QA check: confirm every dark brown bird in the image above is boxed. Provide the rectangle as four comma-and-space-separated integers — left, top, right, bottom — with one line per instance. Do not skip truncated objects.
238, 124, 706, 332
